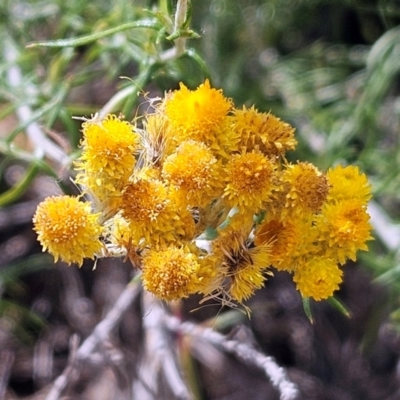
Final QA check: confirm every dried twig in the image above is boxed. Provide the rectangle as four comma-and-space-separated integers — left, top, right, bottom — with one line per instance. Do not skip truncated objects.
172, 0, 188, 56
368, 201, 400, 251
45, 279, 141, 400
4, 40, 70, 165
0, 350, 14, 399
163, 314, 300, 400
98, 0, 189, 118
45, 334, 80, 400
132, 293, 192, 400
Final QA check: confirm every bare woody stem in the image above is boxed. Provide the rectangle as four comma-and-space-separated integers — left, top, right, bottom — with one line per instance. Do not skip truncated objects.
173, 0, 189, 56
45, 278, 141, 400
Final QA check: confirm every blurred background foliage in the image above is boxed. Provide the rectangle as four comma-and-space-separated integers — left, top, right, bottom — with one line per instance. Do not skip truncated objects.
1, 0, 400, 396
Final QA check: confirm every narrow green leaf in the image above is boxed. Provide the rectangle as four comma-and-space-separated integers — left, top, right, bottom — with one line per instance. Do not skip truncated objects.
166, 28, 200, 41
181, 0, 193, 31
0, 300, 46, 334
327, 296, 352, 318
184, 48, 210, 76
302, 297, 313, 323
26, 19, 163, 49
0, 254, 54, 285
6, 98, 63, 144
0, 164, 39, 206
166, 0, 175, 16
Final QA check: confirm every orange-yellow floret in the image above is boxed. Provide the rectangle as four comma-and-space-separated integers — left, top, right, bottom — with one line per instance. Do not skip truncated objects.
162, 140, 223, 207
120, 176, 195, 247
254, 218, 298, 271
326, 165, 372, 204
233, 106, 297, 156
317, 199, 373, 264
142, 245, 202, 301
75, 114, 139, 211
223, 150, 277, 211
33, 196, 103, 266
282, 162, 329, 215
120, 177, 168, 223
293, 258, 343, 300
205, 226, 272, 303
163, 80, 232, 146
140, 113, 173, 165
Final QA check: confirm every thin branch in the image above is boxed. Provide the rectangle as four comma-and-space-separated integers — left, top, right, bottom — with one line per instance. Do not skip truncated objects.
4, 40, 70, 166
45, 278, 141, 400
98, 85, 139, 120
0, 350, 14, 399
77, 280, 140, 357
133, 293, 192, 400
45, 334, 80, 400
163, 314, 300, 400
368, 201, 400, 251
172, 0, 189, 56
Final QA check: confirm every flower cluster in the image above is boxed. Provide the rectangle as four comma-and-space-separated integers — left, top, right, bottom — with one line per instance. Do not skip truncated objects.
33, 80, 373, 306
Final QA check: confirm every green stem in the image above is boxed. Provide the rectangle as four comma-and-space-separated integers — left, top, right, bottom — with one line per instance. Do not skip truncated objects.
26, 19, 163, 48
173, 0, 189, 56
0, 164, 39, 207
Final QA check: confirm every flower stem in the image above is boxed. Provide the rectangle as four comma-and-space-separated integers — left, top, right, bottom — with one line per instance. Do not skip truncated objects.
173, 0, 189, 56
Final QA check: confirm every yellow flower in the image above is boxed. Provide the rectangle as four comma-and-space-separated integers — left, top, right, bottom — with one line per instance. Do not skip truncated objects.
140, 113, 173, 166
120, 175, 195, 247
142, 245, 202, 301
293, 258, 343, 301
254, 218, 299, 271
282, 162, 329, 215
210, 117, 241, 158
33, 196, 103, 266
162, 140, 223, 207
106, 214, 140, 264
78, 114, 138, 174
205, 225, 272, 303
164, 80, 232, 146
120, 176, 168, 223
317, 199, 373, 264
223, 150, 277, 212
233, 106, 297, 156
75, 114, 139, 212
327, 165, 371, 204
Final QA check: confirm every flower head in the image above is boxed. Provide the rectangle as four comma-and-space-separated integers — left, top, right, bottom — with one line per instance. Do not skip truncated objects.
223, 150, 277, 211
162, 140, 223, 207
293, 258, 343, 301
233, 106, 297, 156
120, 175, 195, 247
121, 176, 168, 223
327, 165, 371, 204
205, 226, 272, 303
164, 80, 232, 146
142, 245, 201, 301
140, 113, 172, 166
254, 219, 306, 271
76, 114, 138, 178
317, 199, 373, 264
75, 114, 139, 212
33, 196, 103, 266
282, 162, 329, 215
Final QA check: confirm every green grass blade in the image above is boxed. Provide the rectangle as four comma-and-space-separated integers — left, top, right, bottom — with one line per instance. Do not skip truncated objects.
0, 164, 39, 206
26, 19, 164, 49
